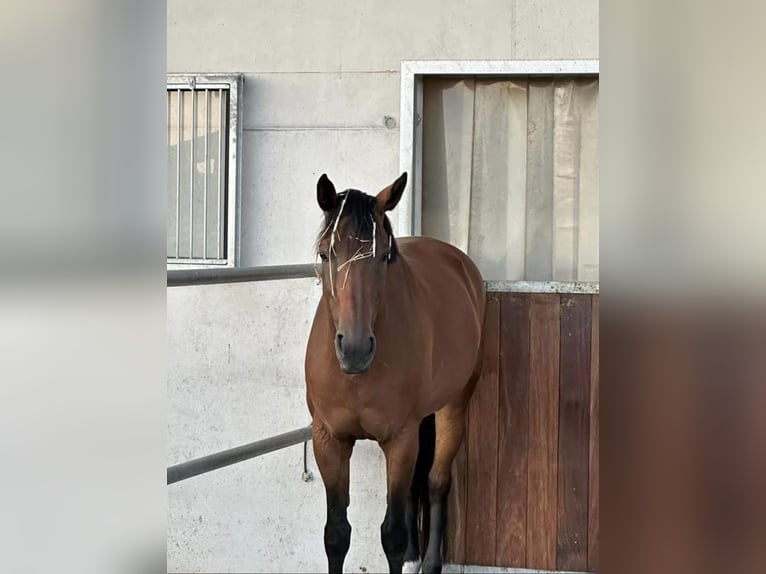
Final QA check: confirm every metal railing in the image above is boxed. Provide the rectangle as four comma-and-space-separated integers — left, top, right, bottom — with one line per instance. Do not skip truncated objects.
167, 263, 317, 485
168, 263, 315, 287
168, 425, 313, 484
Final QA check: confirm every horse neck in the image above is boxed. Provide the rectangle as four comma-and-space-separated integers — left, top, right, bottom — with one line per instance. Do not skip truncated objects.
379, 254, 418, 324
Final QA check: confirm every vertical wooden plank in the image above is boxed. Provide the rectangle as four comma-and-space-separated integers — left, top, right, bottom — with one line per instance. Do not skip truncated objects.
496, 293, 530, 566
557, 294, 592, 571
588, 296, 600, 571
466, 293, 500, 565
526, 294, 561, 570
445, 433, 467, 564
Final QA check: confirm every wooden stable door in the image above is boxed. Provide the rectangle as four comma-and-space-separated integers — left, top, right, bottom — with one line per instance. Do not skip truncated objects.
446, 291, 599, 572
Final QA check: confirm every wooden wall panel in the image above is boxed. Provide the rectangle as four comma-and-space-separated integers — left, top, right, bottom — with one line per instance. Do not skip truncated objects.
444, 292, 598, 572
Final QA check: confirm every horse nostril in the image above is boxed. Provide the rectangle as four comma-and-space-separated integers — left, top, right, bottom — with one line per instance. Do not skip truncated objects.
369, 335, 376, 354
335, 333, 344, 352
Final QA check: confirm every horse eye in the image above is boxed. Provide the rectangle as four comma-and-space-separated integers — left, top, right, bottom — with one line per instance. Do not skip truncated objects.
319, 253, 328, 262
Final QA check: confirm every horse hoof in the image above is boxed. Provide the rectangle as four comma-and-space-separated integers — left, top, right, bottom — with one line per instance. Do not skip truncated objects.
402, 559, 421, 573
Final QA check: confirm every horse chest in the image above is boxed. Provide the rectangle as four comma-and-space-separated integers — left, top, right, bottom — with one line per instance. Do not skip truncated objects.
311, 379, 410, 441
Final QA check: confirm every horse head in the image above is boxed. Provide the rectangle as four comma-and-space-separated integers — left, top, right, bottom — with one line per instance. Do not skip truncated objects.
314, 172, 407, 374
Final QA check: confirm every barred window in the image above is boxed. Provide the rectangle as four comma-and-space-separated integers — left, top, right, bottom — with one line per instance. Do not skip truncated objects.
167, 74, 242, 267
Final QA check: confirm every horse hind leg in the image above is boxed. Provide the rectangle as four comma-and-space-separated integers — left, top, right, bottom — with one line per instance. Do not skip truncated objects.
421, 402, 469, 574
380, 425, 420, 574
403, 488, 422, 574
403, 414, 436, 573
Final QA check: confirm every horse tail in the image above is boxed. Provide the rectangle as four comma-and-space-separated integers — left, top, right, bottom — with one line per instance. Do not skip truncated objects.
413, 413, 436, 555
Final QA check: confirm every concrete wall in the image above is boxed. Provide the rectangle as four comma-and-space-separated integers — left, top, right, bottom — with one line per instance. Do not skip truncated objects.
167, 1, 598, 572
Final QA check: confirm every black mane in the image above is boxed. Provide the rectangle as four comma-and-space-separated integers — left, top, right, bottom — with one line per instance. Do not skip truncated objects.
318, 189, 398, 261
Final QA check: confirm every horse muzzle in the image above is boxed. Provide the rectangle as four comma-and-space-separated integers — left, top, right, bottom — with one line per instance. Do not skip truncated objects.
335, 331, 376, 374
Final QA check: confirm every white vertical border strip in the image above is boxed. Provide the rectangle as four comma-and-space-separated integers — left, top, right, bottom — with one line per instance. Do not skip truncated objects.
413, 76, 424, 236
227, 74, 243, 267
398, 60, 599, 237
398, 62, 417, 236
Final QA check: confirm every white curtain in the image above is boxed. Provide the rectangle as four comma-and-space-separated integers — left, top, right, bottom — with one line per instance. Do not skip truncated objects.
422, 77, 599, 282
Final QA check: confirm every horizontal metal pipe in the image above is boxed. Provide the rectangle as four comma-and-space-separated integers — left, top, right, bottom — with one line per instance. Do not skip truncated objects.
167, 424, 313, 485
167, 263, 316, 286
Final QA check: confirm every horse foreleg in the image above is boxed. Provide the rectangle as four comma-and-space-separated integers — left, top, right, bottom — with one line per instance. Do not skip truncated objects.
380, 425, 420, 574
313, 423, 354, 574
422, 404, 468, 574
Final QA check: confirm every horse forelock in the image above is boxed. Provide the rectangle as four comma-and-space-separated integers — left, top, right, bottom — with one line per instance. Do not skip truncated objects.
316, 189, 398, 262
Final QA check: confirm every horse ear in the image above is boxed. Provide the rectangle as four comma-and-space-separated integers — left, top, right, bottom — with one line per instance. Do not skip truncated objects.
376, 172, 408, 212
317, 173, 337, 212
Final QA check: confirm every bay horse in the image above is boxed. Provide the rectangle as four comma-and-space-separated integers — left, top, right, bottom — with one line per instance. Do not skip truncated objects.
305, 172, 485, 574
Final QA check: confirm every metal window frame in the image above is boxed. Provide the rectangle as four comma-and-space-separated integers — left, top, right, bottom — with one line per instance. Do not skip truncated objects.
167, 73, 243, 269
397, 59, 600, 237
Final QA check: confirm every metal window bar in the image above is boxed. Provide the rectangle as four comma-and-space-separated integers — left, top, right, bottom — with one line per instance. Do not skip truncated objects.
189, 89, 196, 258
167, 92, 172, 253
167, 74, 241, 268
218, 88, 226, 260
175, 89, 181, 258
203, 89, 209, 258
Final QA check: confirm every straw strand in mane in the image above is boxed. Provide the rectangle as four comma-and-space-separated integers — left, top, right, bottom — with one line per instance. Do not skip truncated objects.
315, 189, 399, 294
